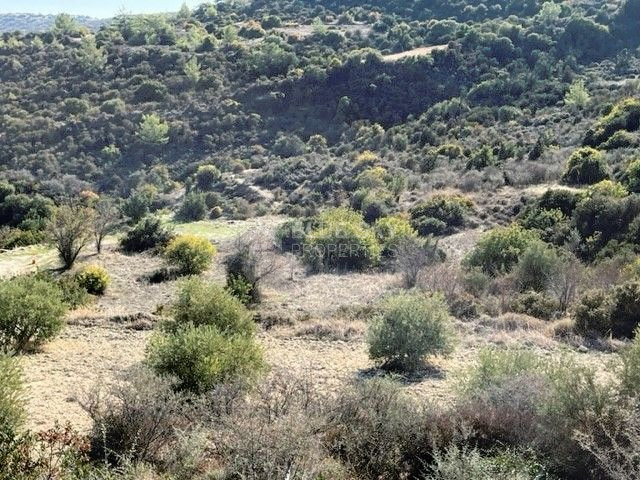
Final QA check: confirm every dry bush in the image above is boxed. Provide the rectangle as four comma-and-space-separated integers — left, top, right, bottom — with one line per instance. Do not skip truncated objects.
324, 378, 462, 480
80, 367, 190, 465
47, 204, 94, 269
419, 261, 463, 301
576, 405, 640, 480
484, 313, 548, 333
211, 372, 340, 480
392, 236, 442, 288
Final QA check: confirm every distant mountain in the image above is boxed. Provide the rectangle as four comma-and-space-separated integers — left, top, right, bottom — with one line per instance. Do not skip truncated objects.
0, 13, 106, 33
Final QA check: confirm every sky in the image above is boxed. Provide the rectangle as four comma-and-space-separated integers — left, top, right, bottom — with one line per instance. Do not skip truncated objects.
0, 0, 204, 18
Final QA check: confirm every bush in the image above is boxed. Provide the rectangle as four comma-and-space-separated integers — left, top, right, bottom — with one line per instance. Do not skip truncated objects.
0, 354, 23, 439
164, 235, 216, 275
47, 204, 94, 269
0, 275, 67, 352
609, 280, 640, 338
367, 293, 454, 372
465, 225, 539, 276
573, 289, 613, 337
518, 207, 572, 245
511, 291, 559, 321
562, 147, 609, 185
75, 265, 110, 295
146, 325, 264, 394
176, 192, 207, 222
619, 329, 640, 397
120, 216, 174, 253
585, 98, 640, 147
537, 189, 578, 216
513, 241, 560, 292
303, 208, 381, 272
626, 157, 640, 193
275, 219, 307, 253
83, 367, 185, 464
195, 164, 221, 191
410, 194, 472, 236
325, 378, 450, 480
374, 216, 418, 256
169, 277, 254, 336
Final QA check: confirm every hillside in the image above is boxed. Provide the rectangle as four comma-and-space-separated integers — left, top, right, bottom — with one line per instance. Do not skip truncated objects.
0, 13, 106, 32
3, 0, 640, 479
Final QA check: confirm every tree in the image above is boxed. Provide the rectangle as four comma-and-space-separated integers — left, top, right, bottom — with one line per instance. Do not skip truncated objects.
137, 113, 169, 145
564, 79, 590, 110
52, 13, 83, 36
47, 204, 94, 269
93, 199, 120, 253
183, 56, 201, 85
76, 35, 107, 72
562, 147, 609, 185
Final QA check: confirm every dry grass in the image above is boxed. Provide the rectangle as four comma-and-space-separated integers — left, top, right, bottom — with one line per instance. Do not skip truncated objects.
382, 45, 448, 62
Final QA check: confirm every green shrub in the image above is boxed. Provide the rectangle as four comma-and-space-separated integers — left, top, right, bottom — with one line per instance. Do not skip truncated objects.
609, 280, 640, 338
582, 179, 629, 199
360, 191, 391, 224
562, 147, 609, 185
513, 241, 560, 292
169, 277, 254, 336
573, 289, 613, 336
303, 208, 381, 272
465, 225, 539, 276
195, 164, 221, 191
0, 275, 67, 352
584, 98, 640, 147
75, 265, 110, 295
120, 216, 175, 253
511, 291, 559, 321
367, 293, 453, 372
466, 145, 497, 170
518, 207, 572, 246
275, 219, 308, 253
625, 157, 640, 193
225, 274, 254, 306
146, 325, 264, 394
410, 194, 472, 236
600, 129, 637, 150
176, 192, 207, 222
55, 274, 90, 308
374, 216, 418, 256
0, 354, 23, 439
620, 328, 640, 397
537, 189, 578, 217
164, 235, 216, 275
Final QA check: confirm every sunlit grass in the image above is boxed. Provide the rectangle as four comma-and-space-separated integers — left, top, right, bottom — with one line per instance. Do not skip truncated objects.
0, 244, 59, 278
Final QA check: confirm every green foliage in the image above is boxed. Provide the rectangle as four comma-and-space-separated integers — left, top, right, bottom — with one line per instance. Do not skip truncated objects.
275, 219, 308, 253
169, 277, 254, 336
303, 208, 381, 272
574, 281, 640, 338
573, 289, 613, 337
562, 147, 609, 185
511, 291, 559, 321
564, 79, 590, 109
518, 207, 571, 246
75, 264, 110, 295
164, 235, 216, 274
626, 157, 640, 193
410, 194, 472, 236
76, 35, 107, 72
225, 274, 254, 306
619, 328, 640, 396
195, 164, 221, 191
585, 98, 640, 147
47, 204, 94, 269
0, 353, 24, 439
374, 216, 417, 256
582, 179, 629, 199
137, 113, 169, 145
513, 241, 560, 292
368, 293, 453, 372
120, 216, 175, 253
176, 192, 207, 221
183, 56, 201, 85
465, 224, 539, 276
466, 145, 497, 170
0, 275, 67, 352
134, 80, 168, 103
146, 325, 264, 394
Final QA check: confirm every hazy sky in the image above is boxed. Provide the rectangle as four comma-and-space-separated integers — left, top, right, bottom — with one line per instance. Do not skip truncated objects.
0, 0, 203, 18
